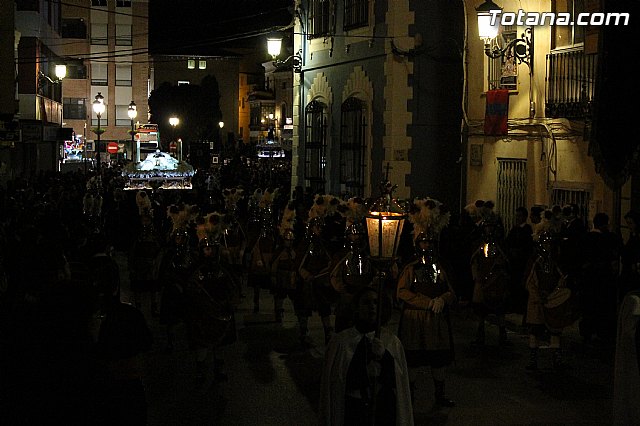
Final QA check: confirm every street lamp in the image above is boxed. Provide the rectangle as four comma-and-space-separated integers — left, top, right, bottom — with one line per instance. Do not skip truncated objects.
92, 92, 105, 176
218, 121, 224, 156
128, 101, 137, 161
169, 116, 179, 152
475, 0, 533, 70
266, 32, 302, 73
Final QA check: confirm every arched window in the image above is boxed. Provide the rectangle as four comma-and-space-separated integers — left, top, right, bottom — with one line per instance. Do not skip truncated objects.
305, 100, 328, 193
340, 97, 366, 197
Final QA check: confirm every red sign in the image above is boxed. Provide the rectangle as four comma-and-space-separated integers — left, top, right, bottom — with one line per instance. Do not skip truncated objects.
107, 142, 119, 154
169, 141, 177, 152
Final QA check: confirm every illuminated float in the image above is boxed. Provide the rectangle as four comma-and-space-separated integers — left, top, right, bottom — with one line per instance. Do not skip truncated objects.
123, 149, 195, 190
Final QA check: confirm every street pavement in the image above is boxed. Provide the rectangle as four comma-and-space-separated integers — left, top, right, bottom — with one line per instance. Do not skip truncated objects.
114, 251, 615, 426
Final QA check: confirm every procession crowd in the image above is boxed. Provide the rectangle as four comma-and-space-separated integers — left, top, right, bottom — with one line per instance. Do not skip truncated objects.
0, 163, 639, 425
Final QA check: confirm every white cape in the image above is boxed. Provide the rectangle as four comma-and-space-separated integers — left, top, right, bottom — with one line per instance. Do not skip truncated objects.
319, 327, 414, 426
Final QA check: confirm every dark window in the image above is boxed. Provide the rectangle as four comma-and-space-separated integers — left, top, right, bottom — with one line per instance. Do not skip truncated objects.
116, 0, 131, 6
308, 0, 331, 39
65, 63, 87, 79
63, 98, 87, 120
304, 100, 328, 193
339, 97, 366, 197
344, 0, 368, 31
16, 0, 39, 12
92, 0, 107, 6
62, 18, 87, 39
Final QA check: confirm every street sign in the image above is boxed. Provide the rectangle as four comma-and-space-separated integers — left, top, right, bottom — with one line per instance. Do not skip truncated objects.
107, 142, 118, 154
169, 141, 177, 152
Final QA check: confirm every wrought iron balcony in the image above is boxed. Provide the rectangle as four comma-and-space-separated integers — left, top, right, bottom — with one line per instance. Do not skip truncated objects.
545, 49, 598, 119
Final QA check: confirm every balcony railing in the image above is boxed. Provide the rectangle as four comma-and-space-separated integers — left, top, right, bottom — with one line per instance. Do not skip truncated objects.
545, 49, 597, 119
545, 49, 598, 119
18, 94, 63, 125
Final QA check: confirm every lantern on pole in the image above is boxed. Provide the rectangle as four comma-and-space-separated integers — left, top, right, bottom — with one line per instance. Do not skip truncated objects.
366, 182, 407, 264
365, 176, 407, 340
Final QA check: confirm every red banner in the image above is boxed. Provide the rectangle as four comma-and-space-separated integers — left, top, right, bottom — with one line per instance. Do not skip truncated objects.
484, 89, 509, 136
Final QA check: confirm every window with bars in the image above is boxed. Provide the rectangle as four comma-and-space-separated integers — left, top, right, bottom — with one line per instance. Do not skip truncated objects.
340, 97, 367, 197
91, 23, 107, 45
551, 187, 590, 229
305, 100, 328, 193
497, 158, 527, 232
63, 98, 86, 120
308, 0, 332, 39
116, 24, 132, 46
344, 0, 368, 30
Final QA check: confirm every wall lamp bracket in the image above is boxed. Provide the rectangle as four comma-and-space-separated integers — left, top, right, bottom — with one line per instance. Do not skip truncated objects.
484, 27, 534, 72
273, 50, 303, 74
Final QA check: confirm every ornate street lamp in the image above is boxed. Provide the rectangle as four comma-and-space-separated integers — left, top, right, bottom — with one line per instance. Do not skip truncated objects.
266, 32, 302, 73
475, 0, 533, 70
128, 100, 137, 161
92, 92, 105, 176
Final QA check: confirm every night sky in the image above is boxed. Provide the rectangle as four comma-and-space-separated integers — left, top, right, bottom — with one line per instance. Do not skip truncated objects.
149, 0, 294, 55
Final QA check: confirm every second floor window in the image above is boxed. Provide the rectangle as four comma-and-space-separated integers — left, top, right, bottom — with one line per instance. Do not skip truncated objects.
339, 97, 367, 197
116, 105, 132, 126
91, 62, 108, 86
344, 0, 368, 30
65, 63, 87, 79
116, 0, 132, 6
116, 24, 132, 46
308, 0, 331, 39
63, 98, 86, 120
553, 0, 585, 49
62, 18, 87, 39
92, 0, 107, 6
91, 23, 107, 45
115, 64, 132, 86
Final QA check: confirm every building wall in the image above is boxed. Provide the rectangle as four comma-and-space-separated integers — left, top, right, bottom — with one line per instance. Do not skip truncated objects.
464, 0, 614, 229
58, 0, 149, 161
292, 0, 464, 210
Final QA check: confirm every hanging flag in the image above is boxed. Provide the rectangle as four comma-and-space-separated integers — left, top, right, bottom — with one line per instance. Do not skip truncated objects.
484, 89, 509, 136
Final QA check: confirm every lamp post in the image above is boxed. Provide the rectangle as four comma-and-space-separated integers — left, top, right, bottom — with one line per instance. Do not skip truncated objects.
92, 92, 105, 176
128, 101, 137, 162
218, 121, 224, 156
364, 175, 406, 425
169, 116, 179, 153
